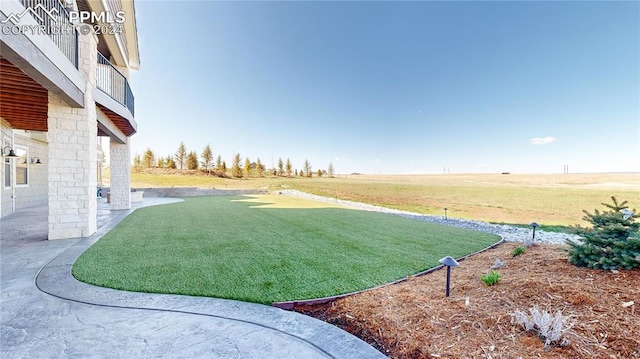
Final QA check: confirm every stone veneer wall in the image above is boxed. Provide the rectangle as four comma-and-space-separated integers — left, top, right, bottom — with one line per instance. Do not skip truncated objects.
109, 137, 131, 210
47, 30, 98, 240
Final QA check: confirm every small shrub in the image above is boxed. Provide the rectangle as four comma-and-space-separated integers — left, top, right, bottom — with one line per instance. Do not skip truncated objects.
512, 246, 526, 257
481, 271, 500, 286
566, 197, 640, 270
513, 306, 568, 347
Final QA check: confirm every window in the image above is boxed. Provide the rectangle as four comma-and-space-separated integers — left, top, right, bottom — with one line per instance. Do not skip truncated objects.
15, 147, 28, 186
3, 157, 10, 188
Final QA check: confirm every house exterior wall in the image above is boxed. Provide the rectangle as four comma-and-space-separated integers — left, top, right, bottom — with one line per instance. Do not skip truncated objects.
1, 0, 138, 240
13, 131, 48, 210
1, 120, 12, 217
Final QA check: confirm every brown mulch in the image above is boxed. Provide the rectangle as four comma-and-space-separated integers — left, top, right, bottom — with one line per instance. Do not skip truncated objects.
295, 242, 640, 359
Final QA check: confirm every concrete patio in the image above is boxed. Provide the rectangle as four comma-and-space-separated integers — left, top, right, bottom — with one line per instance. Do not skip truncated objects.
1, 197, 386, 359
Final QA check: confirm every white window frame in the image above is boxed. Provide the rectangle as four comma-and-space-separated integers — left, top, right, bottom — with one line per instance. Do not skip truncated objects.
3, 157, 10, 189
14, 146, 29, 188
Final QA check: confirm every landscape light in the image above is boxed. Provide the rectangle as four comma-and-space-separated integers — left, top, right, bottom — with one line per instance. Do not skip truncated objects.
439, 256, 460, 297
444, 207, 448, 220
530, 222, 539, 242
621, 209, 634, 221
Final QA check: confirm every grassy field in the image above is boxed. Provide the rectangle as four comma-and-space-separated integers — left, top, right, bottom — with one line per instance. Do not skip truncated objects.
72, 195, 499, 304
106, 170, 640, 226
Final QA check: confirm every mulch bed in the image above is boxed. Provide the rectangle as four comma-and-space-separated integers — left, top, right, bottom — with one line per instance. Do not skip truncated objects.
296, 242, 640, 358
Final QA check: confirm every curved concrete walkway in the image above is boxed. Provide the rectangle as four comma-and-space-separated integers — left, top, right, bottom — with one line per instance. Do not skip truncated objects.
1, 198, 386, 359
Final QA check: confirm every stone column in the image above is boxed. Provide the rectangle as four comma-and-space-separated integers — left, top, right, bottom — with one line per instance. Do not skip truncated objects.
109, 137, 131, 210
47, 29, 98, 240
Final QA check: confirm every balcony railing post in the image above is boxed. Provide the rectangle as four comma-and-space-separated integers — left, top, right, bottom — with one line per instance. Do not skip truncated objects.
96, 52, 135, 116
18, 0, 78, 68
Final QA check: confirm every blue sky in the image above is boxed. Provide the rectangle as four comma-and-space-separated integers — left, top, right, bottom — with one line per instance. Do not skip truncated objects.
128, 1, 639, 174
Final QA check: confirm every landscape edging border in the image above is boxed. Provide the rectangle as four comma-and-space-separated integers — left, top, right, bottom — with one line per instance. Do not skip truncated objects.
272, 238, 506, 310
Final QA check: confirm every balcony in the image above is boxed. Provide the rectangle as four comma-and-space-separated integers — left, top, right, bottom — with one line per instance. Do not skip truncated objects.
96, 52, 134, 116
19, 0, 78, 68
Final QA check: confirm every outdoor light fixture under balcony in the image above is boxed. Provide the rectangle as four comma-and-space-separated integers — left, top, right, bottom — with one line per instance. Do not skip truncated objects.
31, 157, 43, 165
1, 145, 18, 158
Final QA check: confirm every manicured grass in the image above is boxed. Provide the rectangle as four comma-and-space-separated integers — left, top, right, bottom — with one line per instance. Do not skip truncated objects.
73, 195, 500, 304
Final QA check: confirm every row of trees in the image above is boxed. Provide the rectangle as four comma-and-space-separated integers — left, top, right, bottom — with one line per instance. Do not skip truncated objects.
133, 142, 335, 179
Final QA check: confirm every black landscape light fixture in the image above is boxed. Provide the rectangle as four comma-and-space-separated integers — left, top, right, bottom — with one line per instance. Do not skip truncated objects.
1, 145, 17, 158
439, 256, 460, 297
31, 157, 43, 165
444, 207, 448, 220
530, 222, 539, 242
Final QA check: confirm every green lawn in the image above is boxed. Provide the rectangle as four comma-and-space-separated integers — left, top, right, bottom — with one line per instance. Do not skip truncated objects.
73, 195, 500, 304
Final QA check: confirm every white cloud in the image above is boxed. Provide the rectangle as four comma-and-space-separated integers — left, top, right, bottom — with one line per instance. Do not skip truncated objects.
334, 156, 349, 161
529, 136, 556, 145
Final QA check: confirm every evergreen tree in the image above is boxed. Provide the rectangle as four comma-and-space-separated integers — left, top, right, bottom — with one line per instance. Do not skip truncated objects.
175, 142, 187, 170
201, 144, 213, 173
277, 158, 284, 176
256, 158, 265, 177
215, 155, 223, 172
244, 158, 252, 178
221, 161, 227, 175
317, 169, 323, 177
327, 161, 335, 178
285, 158, 292, 177
303, 159, 312, 177
294, 169, 298, 176
231, 153, 243, 178
143, 148, 155, 168
157, 156, 166, 168
187, 151, 199, 170
132, 154, 142, 171
566, 197, 640, 270
166, 156, 176, 169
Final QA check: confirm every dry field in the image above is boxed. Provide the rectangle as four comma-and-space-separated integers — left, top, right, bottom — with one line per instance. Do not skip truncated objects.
118, 171, 640, 226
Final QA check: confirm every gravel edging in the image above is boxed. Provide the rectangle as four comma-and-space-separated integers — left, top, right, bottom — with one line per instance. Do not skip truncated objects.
278, 189, 583, 245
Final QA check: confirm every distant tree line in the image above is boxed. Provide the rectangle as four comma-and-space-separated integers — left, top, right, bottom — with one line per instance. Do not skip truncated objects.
132, 142, 336, 179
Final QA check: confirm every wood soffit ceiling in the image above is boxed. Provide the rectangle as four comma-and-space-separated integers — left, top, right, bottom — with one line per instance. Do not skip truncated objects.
0, 56, 49, 132
1, 56, 135, 137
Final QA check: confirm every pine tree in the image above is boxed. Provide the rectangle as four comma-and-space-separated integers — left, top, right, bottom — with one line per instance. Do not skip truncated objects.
215, 155, 223, 172
201, 144, 213, 174
566, 197, 640, 270
143, 148, 155, 168
132, 154, 142, 171
256, 158, 265, 177
175, 142, 187, 170
231, 153, 243, 178
187, 151, 199, 170
285, 158, 292, 177
244, 158, 252, 178
277, 158, 284, 177
303, 159, 312, 177
327, 161, 335, 178
166, 156, 176, 169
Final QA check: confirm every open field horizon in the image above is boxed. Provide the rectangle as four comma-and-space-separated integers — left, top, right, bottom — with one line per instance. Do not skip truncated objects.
104, 170, 639, 226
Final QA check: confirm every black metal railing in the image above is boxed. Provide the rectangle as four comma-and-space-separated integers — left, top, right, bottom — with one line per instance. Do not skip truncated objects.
19, 0, 78, 68
96, 52, 134, 116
